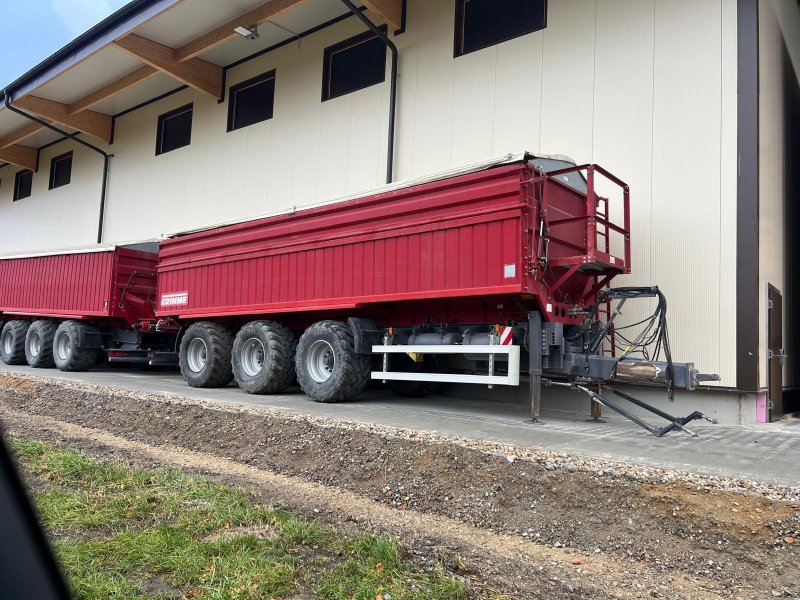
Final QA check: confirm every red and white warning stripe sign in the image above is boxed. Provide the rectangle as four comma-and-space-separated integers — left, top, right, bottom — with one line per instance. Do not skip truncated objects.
499, 326, 513, 346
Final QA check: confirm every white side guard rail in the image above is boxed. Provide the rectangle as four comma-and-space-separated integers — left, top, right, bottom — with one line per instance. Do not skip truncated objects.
371, 344, 520, 387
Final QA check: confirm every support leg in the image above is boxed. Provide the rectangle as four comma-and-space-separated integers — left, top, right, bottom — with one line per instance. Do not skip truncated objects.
528, 311, 544, 424
586, 393, 606, 423
529, 374, 542, 423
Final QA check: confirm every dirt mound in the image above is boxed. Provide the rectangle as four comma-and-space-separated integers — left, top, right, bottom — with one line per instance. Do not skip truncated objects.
1, 374, 798, 599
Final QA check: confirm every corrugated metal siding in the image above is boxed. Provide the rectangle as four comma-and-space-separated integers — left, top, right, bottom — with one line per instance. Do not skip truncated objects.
650, 0, 725, 384
0, 143, 105, 253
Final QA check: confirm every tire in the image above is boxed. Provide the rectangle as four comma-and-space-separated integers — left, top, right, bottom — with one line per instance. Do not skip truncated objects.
387, 354, 451, 398
25, 320, 58, 368
53, 321, 99, 372
387, 353, 430, 398
296, 320, 371, 403
0, 321, 29, 365
232, 321, 296, 394
179, 322, 234, 388
426, 354, 450, 395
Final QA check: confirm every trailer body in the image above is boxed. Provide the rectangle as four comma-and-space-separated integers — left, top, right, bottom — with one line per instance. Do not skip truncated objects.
0, 246, 176, 371
156, 155, 629, 328
0, 154, 715, 435
0, 247, 157, 326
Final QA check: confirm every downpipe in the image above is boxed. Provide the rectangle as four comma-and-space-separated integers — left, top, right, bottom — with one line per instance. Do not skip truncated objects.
338, 0, 398, 184
2, 91, 112, 244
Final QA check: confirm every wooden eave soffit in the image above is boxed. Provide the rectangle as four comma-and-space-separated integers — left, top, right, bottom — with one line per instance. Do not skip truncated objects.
361, 0, 402, 30
113, 35, 223, 99
13, 96, 112, 142
0, 145, 37, 171
0, 0, 403, 165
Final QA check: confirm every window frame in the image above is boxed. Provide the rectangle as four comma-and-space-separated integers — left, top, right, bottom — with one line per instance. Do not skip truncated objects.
322, 28, 388, 102
13, 169, 33, 202
155, 103, 193, 156
227, 70, 277, 132
48, 151, 73, 190
454, 0, 548, 58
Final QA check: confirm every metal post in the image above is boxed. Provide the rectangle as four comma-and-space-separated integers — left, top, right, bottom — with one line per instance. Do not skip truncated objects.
381, 334, 389, 383
586, 166, 596, 258
586, 384, 606, 423
488, 331, 496, 389
528, 311, 543, 423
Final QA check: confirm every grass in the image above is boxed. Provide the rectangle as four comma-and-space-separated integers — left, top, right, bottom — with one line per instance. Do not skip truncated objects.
11, 438, 471, 600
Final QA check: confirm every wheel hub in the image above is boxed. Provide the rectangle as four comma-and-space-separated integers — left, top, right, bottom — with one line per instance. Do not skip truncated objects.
29, 331, 41, 358
55, 332, 71, 362
2, 331, 12, 355
186, 338, 208, 373
306, 340, 335, 383
241, 338, 266, 378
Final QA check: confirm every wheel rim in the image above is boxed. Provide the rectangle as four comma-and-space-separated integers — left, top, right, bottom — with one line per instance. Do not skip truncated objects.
55, 332, 71, 362
306, 340, 335, 383
240, 338, 266, 378
28, 331, 41, 359
186, 338, 208, 373
2, 331, 13, 355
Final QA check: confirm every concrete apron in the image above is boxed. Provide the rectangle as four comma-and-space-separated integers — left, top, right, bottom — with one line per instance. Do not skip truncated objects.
445, 383, 758, 427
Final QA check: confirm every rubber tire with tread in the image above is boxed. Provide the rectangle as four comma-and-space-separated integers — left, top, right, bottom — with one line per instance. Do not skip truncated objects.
1, 320, 29, 365
232, 321, 296, 394
387, 354, 451, 398
179, 322, 234, 388
53, 321, 99, 372
387, 353, 430, 398
296, 320, 371, 403
426, 354, 450, 395
25, 320, 58, 368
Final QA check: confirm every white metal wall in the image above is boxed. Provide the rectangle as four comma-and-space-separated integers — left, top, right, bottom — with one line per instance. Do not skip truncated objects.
0, 0, 739, 385
0, 142, 105, 250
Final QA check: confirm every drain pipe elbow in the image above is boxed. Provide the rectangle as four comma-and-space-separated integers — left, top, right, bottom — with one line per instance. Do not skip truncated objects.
338, 0, 399, 184
3, 90, 112, 244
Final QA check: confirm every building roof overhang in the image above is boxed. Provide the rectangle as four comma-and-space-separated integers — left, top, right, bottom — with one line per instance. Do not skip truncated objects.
0, 0, 400, 169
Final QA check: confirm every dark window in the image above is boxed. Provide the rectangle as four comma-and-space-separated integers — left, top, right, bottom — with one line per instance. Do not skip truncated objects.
13, 170, 32, 201
156, 104, 193, 155
228, 71, 276, 132
322, 30, 387, 101
455, 0, 547, 57
48, 152, 73, 190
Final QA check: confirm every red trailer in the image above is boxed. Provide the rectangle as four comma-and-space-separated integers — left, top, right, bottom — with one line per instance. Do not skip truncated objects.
0, 154, 715, 434
156, 155, 628, 327
0, 246, 173, 371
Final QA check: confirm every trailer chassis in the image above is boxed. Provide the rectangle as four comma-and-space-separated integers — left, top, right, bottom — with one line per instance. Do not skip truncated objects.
369, 287, 719, 436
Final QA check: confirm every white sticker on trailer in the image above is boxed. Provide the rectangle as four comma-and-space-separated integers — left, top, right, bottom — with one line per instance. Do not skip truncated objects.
161, 291, 189, 307
504, 264, 516, 278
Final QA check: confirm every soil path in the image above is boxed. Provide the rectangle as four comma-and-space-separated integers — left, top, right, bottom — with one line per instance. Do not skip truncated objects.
0, 373, 798, 599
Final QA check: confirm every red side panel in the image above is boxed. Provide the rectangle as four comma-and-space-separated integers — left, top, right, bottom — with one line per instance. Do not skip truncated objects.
156, 160, 630, 325
0, 251, 115, 318
109, 249, 159, 324
157, 164, 531, 319
0, 248, 158, 327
